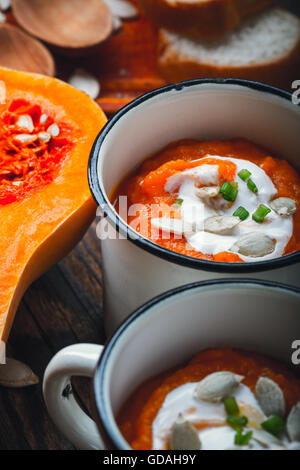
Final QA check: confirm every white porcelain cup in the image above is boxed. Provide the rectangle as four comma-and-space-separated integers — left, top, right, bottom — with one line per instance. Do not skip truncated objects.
43, 279, 300, 450
88, 79, 300, 335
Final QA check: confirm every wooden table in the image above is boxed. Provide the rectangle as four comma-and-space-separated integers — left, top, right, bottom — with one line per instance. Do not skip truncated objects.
0, 221, 104, 450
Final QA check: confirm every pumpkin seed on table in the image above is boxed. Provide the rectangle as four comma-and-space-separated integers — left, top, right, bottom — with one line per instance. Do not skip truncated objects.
103, 0, 139, 19
196, 186, 220, 198
0, 80, 6, 103
38, 131, 51, 144
0, 11, 6, 22
231, 232, 275, 258
269, 197, 297, 216
287, 401, 300, 442
195, 371, 244, 403
169, 415, 201, 450
255, 377, 286, 418
0, 358, 39, 388
68, 69, 100, 101
204, 215, 240, 234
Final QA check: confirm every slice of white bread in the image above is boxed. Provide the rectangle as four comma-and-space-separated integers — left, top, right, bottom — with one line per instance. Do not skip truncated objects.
138, 0, 273, 38
158, 7, 300, 89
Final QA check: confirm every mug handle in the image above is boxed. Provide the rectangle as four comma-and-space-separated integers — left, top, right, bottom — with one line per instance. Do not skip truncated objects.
43, 343, 105, 450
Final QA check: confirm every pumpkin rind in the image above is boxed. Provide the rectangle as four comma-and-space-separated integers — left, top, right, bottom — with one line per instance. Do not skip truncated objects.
0, 67, 106, 341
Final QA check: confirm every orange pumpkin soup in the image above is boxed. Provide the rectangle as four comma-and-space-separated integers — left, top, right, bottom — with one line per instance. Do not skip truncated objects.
0, 97, 76, 206
117, 348, 300, 450
112, 139, 300, 262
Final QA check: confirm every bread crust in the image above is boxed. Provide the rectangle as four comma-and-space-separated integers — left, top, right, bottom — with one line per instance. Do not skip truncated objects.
139, 0, 273, 38
158, 28, 300, 90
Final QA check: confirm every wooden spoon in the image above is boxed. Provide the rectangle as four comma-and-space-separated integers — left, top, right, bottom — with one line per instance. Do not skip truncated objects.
0, 24, 55, 76
12, 0, 113, 57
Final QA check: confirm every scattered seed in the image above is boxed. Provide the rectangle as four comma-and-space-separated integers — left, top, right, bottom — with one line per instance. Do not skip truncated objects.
38, 132, 51, 143
103, 0, 139, 19
255, 377, 285, 418
112, 15, 123, 32
40, 113, 48, 124
0, 358, 39, 388
13, 133, 37, 144
47, 124, 60, 137
287, 401, 300, 442
204, 215, 240, 234
251, 428, 282, 448
151, 217, 194, 235
0, 0, 11, 11
196, 186, 220, 198
231, 232, 275, 258
195, 371, 244, 403
270, 197, 296, 217
68, 69, 100, 100
0, 11, 6, 22
0, 80, 6, 104
16, 114, 34, 133
169, 415, 201, 450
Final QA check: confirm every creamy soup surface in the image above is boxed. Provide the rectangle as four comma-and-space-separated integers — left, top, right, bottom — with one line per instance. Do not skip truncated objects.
112, 139, 300, 262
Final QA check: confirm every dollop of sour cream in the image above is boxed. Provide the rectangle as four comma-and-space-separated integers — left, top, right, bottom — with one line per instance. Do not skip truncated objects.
152, 382, 294, 450
159, 156, 293, 262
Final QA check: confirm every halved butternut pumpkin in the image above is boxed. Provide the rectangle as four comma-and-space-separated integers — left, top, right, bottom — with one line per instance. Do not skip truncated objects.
0, 67, 106, 342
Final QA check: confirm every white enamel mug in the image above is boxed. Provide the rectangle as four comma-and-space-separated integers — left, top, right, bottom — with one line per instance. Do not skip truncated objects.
88, 79, 300, 335
43, 279, 300, 450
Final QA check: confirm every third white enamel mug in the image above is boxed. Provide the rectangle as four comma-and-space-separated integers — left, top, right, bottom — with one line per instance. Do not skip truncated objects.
88, 79, 300, 334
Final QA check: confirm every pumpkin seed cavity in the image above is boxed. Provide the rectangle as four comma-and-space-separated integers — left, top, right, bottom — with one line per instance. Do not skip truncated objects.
195, 371, 244, 403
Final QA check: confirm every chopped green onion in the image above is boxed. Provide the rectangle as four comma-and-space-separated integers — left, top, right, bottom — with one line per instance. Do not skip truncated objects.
173, 198, 183, 208
252, 204, 271, 223
238, 169, 252, 181
233, 206, 249, 221
261, 415, 284, 436
247, 178, 258, 193
224, 397, 239, 416
219, 182, 238, 202
227, 415, 248, 427
234, 429, 253, 446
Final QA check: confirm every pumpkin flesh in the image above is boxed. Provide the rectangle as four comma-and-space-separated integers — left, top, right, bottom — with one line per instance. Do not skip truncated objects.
0, 67, 106, 341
